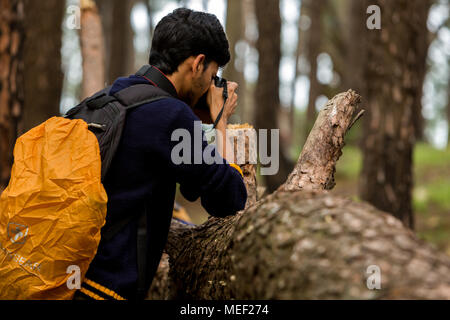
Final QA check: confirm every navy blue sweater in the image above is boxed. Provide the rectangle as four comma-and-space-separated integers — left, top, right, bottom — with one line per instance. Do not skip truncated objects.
80, 75, 247, 300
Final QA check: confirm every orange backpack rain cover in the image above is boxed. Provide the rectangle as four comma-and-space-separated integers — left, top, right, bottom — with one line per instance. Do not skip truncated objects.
0, 117, 108, 299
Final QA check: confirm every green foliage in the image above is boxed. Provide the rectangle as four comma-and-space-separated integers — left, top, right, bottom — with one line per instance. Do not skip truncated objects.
413, 143, 450, 169
412, 143, 450, 213
335, 145, 362, 180
418, 223, 450, 254
414, 180, 450, 213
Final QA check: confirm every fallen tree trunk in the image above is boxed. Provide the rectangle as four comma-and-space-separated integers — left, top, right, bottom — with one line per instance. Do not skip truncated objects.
148, 90, 450, 299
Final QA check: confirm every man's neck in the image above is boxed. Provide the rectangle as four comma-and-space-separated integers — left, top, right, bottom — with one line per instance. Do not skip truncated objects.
166, 72, 184, 98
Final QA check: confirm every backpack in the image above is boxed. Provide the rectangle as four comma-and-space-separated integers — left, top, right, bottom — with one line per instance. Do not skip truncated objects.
0, 65, 173, 299
0, 117, 107, 299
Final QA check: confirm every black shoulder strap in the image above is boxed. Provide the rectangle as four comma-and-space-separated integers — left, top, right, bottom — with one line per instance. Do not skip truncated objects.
86, 95, 116, 110
112, 84, 172, 109
135, 65, 178, 99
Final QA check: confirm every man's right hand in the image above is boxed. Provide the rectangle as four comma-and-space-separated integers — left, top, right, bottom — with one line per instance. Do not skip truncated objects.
207, 81, 239, 126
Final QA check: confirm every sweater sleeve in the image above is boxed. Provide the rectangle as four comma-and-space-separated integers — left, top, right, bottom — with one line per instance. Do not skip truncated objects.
165, 99, 248, 217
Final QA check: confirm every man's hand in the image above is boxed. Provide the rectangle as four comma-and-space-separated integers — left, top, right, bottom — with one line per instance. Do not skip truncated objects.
206, 81, 238, 126
205, 81, 239, 164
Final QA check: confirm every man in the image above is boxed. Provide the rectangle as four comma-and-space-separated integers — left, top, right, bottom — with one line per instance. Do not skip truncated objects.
75, 8, 247, 300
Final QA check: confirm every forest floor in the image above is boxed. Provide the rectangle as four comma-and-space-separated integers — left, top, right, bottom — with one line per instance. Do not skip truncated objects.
177, 142, 450, 257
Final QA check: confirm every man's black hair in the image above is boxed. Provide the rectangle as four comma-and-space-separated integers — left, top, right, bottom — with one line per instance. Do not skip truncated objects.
149, 8, 230, 75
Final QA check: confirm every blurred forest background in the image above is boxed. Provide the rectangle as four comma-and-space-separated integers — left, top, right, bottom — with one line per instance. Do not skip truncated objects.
0, 0, 449, 255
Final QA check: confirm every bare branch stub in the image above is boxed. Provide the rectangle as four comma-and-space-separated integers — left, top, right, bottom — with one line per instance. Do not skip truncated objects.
227, 123, 258, 209
279, 89, 363, 192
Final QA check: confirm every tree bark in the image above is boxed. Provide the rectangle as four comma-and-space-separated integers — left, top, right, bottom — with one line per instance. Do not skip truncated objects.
166, 190, 450, 299
359, 0, 433, 230
411, 1, 431, 143
108, 0, 135, 84
95, 0, 112, 80
96, 0, 136, 85
226, 123, 259, 208
79, 0, 106, 99
148, 90, 450, 300
280, 90, 364, 192
343, 0, 367, 98
254, 0, 293, 193
21, 0, 64, 132
0, 0, 24, 190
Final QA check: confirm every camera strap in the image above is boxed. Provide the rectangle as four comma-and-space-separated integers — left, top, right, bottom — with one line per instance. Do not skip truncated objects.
213, 80, 228, 129
137, 65, 228, 129
135, 65, 179, 99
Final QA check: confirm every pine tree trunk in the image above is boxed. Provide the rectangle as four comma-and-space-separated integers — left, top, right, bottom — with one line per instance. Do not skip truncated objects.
107, 0, 136, 84
343, 0, 367, 97
303, 0, 326, 145
80, 0, 106, 99
241, 0, 257, 126
254, 0, 293, 193
96, 0, 136, 85
21, 0, 64, 132
359, 0, 433, 230
410, 0, 431, 142
0, 0, 24, 190
96, 0, 113, 80
223, 0, 246, 123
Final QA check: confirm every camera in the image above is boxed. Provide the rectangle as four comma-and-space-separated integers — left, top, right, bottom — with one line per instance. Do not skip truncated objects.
193, 76, 228, 125
213, 75, 228, 91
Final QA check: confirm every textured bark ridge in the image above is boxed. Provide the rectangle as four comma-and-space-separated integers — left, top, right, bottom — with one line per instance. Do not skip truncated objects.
148, 90, 450, 300
165, 191, 450, 299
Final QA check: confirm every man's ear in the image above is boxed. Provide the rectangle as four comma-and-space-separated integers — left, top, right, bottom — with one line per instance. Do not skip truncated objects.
192, 54, 206, 76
